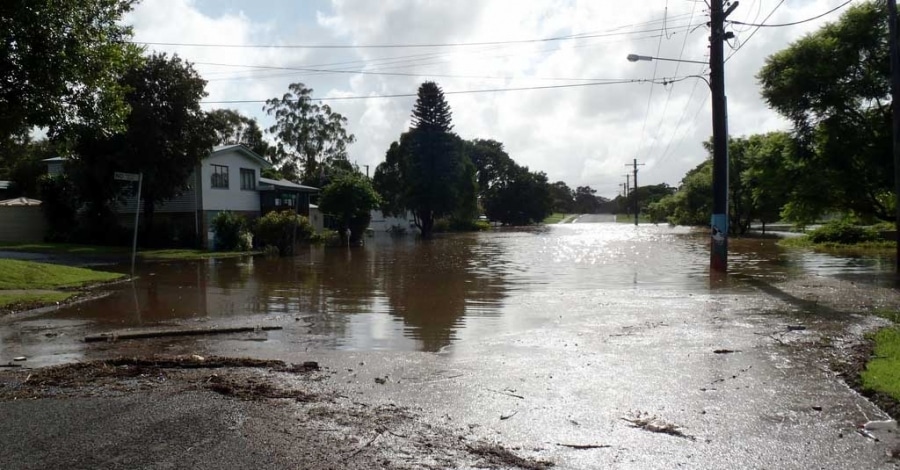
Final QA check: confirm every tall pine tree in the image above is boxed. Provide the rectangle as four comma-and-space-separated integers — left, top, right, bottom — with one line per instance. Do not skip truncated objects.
375, 82, 476, 238
411, 82, 453, 132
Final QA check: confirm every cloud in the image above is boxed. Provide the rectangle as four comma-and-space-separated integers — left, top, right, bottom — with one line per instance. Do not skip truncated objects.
128, 0, 853, 198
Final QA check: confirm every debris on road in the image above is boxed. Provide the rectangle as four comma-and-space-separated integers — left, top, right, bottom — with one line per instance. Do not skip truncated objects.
486, 388, 525, 399
786, 325, 807, 332
863, 419, 898, 432
555, 443, 611, 450
500, 410, 518, 420
84, 325, 283, 342
466, 443, 553, 470
13, 356, 26, 361
713, 349, 738, 354
622, 412, 695, 441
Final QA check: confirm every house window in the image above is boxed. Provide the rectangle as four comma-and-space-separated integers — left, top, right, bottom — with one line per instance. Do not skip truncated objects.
240, 168, 256, 190
211, 164, 229, 189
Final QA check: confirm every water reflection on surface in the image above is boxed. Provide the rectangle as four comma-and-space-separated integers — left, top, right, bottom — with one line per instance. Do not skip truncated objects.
38, 222, 896, 352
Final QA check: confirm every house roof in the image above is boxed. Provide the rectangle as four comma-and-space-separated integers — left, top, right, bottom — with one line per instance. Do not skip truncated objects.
0, 181, 10, 190
258, 177, 319, 192
211, 144, 272, 169
0, 197, 41, 206
42, 156, 65, 162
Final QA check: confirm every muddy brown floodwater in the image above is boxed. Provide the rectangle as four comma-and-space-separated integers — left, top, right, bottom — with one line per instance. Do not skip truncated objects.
3, 220, 900, 469
0, 222, 896, 363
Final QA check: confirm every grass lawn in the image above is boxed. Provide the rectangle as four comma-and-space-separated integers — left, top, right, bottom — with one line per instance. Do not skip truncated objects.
0, 242, 129, 255
542, 213, 567, 224
0, 243, 258, 261
0, 259, 124, 290
139, 249, 259, 260
861, 327, 900, 400
779, 237, 895, 256
0, 291, 76, 309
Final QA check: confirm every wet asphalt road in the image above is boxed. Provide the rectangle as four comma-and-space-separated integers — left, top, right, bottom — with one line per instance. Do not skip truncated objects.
2, 221, 900, 468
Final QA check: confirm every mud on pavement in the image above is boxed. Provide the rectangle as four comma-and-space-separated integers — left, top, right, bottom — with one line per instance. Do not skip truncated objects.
0, 355, 553, 470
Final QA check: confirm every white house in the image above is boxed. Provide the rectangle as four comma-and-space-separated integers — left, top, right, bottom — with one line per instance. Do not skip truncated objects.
45, 145, 319, 247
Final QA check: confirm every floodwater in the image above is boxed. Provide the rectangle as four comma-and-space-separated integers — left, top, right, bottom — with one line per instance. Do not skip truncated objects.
6, 217, 900, 468
3, 218, 894, 356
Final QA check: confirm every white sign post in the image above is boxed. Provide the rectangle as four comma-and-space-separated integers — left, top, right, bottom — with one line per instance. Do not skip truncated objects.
115, 172, 142, 276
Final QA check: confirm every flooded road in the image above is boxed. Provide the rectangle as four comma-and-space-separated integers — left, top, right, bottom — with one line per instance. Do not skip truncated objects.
0, 221, 895, 360
3, 220, 900, 468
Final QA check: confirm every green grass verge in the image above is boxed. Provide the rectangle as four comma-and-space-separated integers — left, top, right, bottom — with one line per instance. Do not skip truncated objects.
778, 236, 895, 256
0, 243, 258, 260
138, 249, 259, 260
0, 291, 76, 309
0, 259, 123, 290
861, 327, 900, 401
542, 213, 569, 224
0, 242, 129, 255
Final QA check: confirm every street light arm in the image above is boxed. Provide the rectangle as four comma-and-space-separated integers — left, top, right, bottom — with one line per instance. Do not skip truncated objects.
626, 53, 708, 65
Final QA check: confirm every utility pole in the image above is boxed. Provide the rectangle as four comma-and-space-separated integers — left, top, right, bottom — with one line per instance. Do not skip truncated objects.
889, 0, 900, 272
709, 0, 737, 272
626, 159, 644, 226
622, 175, 631, 215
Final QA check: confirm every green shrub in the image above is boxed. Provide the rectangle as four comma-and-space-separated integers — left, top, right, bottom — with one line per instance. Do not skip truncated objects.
807, 220, 879, 244
311, 228, 340, 246
211, 211, 250, 251
254, 210, 313, 256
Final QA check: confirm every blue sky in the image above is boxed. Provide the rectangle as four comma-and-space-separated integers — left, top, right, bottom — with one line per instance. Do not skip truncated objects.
128, 0, 854, 198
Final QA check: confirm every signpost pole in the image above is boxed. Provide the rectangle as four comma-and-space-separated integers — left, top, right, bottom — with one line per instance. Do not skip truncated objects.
131, 174, 142, 277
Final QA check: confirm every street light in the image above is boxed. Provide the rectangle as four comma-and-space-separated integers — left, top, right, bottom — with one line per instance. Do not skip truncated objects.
626, 54, 707, 65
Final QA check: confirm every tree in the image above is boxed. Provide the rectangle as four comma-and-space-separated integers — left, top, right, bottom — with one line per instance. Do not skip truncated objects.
548, 181, 575, 213
573, 186, 601, 214
465, 139, 515, 198
207, 109, 269, 157
265, 83, 355, 186
318, 172, 381, 243
374, 82, 471, 238
0, 137, 59, 198
482, 166, 553, 225
373, 137, 409, 217
70, 53, 216, 243
411, 81, 453, 132
758, 2, 891, 222
0, 0, 140, 139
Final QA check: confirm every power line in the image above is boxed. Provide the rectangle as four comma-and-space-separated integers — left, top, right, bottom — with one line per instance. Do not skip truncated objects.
641, 0, 699, 164
633, 5, 669, 166
127, 15, 700, 50
728, 0, 853, 28
199, 77, 690, 104
196, 61, 664, 83
725, 0, 786, 62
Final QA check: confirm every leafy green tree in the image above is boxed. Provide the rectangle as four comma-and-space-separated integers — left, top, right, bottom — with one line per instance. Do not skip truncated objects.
265, 83, 355, 186
207, 109, 270, 157
573, 186, 601, 214
483, 166, 553, 225
758, 1, 891, 222
318, 172, 381, 242
373, 137, 409, 217
0, 0, 140, 139
70, 53, 215, 242
0, 138, 60, 198
548, 181, 575, 213
466, 139, 514, 195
